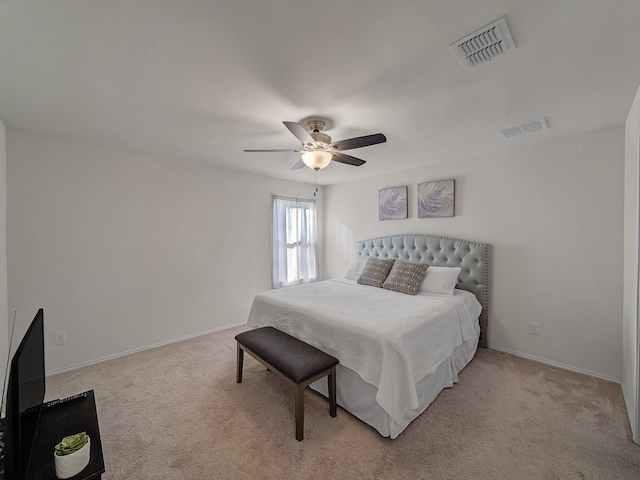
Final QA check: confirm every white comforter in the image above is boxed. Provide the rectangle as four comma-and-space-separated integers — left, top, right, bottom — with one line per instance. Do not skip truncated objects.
246, 278, 481, 424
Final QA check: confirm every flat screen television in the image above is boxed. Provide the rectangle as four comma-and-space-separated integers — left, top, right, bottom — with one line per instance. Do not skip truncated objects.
4, 308, 46, 480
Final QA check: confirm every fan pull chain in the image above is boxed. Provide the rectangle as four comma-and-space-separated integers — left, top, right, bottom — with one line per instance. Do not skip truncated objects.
313, 169, 318, 197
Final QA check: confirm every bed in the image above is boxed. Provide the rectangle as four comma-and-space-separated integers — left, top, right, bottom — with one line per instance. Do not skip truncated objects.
247, 234, 491, 438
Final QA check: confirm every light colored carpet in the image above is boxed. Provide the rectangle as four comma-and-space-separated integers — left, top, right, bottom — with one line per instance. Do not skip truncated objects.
45, 325, 640, 479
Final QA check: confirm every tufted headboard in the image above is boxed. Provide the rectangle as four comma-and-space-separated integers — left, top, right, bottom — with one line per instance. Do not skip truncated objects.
357, 234, 491, 348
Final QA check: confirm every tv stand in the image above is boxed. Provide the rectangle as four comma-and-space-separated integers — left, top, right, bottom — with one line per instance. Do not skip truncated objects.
28, 390, 105, 479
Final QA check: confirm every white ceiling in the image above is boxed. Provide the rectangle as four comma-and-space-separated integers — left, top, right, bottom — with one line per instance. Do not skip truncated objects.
1, 0, 639, 186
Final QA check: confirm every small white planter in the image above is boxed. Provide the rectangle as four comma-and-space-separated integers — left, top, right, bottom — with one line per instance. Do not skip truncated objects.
54, 436, 91, 479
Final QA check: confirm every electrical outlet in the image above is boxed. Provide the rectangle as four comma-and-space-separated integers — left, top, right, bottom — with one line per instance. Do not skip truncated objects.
529, 323, 540, 335
54, 331, 67, 345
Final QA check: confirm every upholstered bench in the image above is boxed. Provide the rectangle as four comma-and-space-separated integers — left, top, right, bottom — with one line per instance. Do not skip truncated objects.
235, 326, 339, 441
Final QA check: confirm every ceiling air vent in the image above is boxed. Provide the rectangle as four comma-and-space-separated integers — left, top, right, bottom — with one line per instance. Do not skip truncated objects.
498, 118, 548, 139
450, 17, 515, 70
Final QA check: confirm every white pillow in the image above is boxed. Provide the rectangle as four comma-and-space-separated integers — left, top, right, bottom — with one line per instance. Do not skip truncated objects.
341, 260, 365, 281
418, 266, 461, 294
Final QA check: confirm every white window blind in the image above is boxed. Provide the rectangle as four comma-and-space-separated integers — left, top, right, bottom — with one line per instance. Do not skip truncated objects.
272, 196, 318, 288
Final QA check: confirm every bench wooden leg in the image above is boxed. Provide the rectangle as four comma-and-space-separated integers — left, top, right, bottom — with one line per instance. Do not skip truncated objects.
328, 366, 337, 418
295, 385, 304, 441
236, 343, 244, 383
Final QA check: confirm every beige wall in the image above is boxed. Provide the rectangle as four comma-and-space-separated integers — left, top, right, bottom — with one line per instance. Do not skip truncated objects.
6, 129, 322, 373
324, 126, 624, 381
623, 84, 640, 443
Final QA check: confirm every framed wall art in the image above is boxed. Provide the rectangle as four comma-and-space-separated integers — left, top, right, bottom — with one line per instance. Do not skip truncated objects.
378, 186, 408, 220
418, 179, 455, 218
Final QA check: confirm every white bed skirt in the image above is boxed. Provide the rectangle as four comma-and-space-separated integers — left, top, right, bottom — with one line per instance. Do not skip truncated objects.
310, 322, 480, 439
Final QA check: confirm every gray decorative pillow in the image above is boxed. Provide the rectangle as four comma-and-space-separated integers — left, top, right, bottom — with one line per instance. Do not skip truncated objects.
382, 261, 429, 295
357, 257, 396, 288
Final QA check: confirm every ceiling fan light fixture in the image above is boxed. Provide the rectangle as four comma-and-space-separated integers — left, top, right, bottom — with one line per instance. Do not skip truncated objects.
244, 119, 385, 171
301, 150, 332, 170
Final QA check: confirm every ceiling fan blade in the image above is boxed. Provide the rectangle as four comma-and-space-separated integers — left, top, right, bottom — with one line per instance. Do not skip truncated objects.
331, 152, 366, 167
283, 121, 316, 147
291, 160, 305, 170
243, 149, 298, 153
329, 133, 386, 151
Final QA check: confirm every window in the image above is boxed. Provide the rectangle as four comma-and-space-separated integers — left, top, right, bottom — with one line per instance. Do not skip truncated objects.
272, 196, 318, 288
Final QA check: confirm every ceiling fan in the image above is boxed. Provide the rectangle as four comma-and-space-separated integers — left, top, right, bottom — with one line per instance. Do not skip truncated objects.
244, 120, 387, 171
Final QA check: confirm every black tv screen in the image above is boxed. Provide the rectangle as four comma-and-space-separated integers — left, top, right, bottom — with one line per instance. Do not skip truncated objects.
4, 308, 46, 480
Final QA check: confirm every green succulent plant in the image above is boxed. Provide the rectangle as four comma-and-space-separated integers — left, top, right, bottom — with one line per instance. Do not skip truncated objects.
54, 432, 89, 456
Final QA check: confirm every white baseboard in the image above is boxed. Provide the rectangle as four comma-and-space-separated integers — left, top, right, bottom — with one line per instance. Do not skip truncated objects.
49, 328, 620, 385
489, 345, 621, 384
46, 321, 247, 377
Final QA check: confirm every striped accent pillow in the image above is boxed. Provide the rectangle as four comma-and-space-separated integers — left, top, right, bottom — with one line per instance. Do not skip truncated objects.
382, 261, 429, 295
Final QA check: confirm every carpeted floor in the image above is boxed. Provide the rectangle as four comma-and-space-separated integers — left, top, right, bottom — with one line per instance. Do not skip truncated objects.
45, 325, 640, 479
